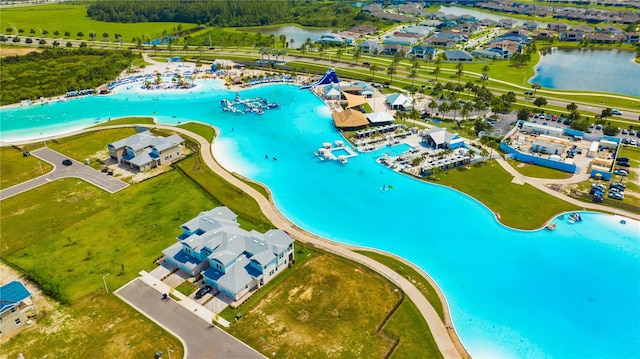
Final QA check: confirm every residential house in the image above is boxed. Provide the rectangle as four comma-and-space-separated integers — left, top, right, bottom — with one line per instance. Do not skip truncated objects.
0, 281, 35, 338
531, 29, 554, 40
400, 25, 434, 37
498, 19, 517, 28
547, 22, 569, 32
478, 18, 498, 27
559, 30, 583, 41
426, 36, 457, 48
461, 22, 481, 33
316, 33, 354, 46
522, 20, 539, 31
409, 45, 437, 60
163, 207, 294, 302
585, 33, 618, 43
457, 14, 477, 23
627, 32, 639, 43
383, 35, 420, 47
356, 39, 382, 54
107, 130, 185, 172
381, 44, 408, 55
570, 24, 595, 35
472, 49, 503, 59
444, 49, 474, 62
386, 93, 413, 111
421, 127, 466, 149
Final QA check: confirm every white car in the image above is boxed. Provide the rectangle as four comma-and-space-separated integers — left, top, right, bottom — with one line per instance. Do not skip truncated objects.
612, 109, 622, 115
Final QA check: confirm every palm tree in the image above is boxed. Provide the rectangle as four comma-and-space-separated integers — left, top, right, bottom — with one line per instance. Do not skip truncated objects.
353, 47, 362, 65
449, 99, 461, 122
429, 99, 438, 114
289, 38, 295, 50
438, 102, 449, 119
455, 62, 464, 83
279, 34, 287, 48
387, 65, 396, 85
433, 58, 441, 81
370, 64, 378, 82
566, 102, 578, 113
532, 82, 541, 97
410, 56, 420, 91
462, 102, 473, 121
481, 64, 490, 79
336, 48, 343, 62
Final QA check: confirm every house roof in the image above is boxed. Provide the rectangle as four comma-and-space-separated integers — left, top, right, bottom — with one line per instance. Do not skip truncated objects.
0, 281, 32, 313
331, 109, 369, 128
444, 50, 473, 61
367, 111, 395, 124
424, 127, 460, 145
386, 93, 411, 107
109, 130, 183, 154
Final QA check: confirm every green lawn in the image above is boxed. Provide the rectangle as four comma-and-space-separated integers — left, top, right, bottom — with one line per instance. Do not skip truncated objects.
92, 116, 155, 128
177, 121, 217, 143
386, 299, 444, 359
428, 161, 579, 229
46, 128, 137, 169
0, 146, 53, 189
356, 251, 445, 322
0, 3, 196, 43
507, 159, 574, 179
227, 250, 437, 358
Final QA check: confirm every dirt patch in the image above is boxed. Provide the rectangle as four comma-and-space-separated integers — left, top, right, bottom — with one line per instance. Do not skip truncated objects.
0, 47, 42, 58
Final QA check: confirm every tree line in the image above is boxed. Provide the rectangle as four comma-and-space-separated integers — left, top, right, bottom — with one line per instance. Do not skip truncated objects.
86, 0, 380, 28
0, 48, 137, 105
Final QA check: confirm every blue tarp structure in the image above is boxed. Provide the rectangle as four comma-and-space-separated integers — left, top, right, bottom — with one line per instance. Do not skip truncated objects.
301, 68, 340, 89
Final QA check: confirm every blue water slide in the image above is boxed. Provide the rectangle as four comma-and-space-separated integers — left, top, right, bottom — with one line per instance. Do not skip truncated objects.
300, 68, 340, 89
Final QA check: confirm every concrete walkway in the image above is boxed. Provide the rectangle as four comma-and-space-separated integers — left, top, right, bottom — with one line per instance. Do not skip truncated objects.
0, 147, 129, 201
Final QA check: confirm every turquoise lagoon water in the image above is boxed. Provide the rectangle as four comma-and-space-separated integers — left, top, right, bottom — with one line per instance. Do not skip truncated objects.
1, 83, 639, 358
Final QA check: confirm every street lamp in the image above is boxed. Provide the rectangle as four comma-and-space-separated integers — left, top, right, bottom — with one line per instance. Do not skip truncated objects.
40, 133, 47, 147
102, 273, 110, 294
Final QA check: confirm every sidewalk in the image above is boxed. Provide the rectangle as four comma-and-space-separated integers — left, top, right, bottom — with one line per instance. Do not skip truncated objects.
138, 270, 231, 327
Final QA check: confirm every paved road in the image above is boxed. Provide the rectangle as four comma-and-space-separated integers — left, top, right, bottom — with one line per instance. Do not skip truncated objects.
116, 279, 264, 359
0, 147, 129, 201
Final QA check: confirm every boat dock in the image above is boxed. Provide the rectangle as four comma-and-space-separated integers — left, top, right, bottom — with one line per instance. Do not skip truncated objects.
314, 140, 358, 164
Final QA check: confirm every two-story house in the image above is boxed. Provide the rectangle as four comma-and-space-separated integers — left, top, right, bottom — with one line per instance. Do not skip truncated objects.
0, 281, 35, 338
108, 129, 184, 172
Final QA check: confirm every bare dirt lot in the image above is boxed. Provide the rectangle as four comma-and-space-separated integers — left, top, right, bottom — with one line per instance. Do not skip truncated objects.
0, 47, 42, 58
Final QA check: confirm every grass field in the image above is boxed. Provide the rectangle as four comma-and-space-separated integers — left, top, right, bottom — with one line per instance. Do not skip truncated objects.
178, 121, 217, 143
0, 146, 53, 189
428, 160, 579, 229
226, 250, 441, 358
507, 159, 574, 179
92, 116, 155, 128
0, 3, 196, 43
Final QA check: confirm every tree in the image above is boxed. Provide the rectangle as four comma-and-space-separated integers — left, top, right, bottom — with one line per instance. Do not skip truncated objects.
25, 38, 33, 46
602, 123, 619, 136
77, 32, 84, 38
517, 107, 531, 121
289, 38, 295, 49
531, 82, 541, 97
370, 64, 378, 82
53, 30, 60, 37
455, 62, 464, 83
533, 96, 547, 109
103, 32, 109, 42
438, 102, 449, 118
0, 36, 6, 43
601, 108, 613, 118
449, 100, 461, 121
386, 65, 396, 85
5, 27, 13, 34
279, 34, 286, 48
566, 102, 578, 113
481, 64, 490, 79
30, 28, 36, 35
433, 58, 441, 81
52, 40, 60, 47
461, 102, 473, 121
89, 32, 96, 44
79, 42, 87, 48
336, 48, 343, 62
39, 39, 46, 46
353, 47, 361, 65
66, 41, 73, 47
42, 29, 49, 35
64, 31, 71, 37
428, 99, 438, 114
12, 37, 20, 43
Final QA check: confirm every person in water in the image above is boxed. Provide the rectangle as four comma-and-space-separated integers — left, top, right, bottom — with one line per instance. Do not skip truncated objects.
265, 155, 269, 159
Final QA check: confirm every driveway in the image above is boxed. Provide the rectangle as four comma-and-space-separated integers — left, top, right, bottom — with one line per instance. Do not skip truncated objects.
116, 279, 263, 359
0, 147, 129, 200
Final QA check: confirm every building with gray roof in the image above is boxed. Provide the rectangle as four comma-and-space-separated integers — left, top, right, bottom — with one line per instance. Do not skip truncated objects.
163, 207, 294, 301
108, 129, 184, 172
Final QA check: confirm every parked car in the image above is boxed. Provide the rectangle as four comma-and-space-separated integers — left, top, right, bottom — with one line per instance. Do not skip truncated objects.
195, 285, 213, 299
62, 159, 72, 166
608, 191, 624, 200
617, 161, 630, 167
631, 139, 637, 146
629, 130, 636, 136
610, 183, 626, 190
613, 169, 628, 176
621, 129, 628, 135
611, 109, 622, 115
362, 61, 370, 66
592, 194, 603, 203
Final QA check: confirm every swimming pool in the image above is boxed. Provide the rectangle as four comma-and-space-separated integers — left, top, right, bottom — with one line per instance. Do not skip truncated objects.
1, 81, 638, 358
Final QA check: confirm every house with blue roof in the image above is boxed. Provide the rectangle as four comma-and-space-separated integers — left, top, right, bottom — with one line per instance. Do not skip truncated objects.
163, 207, 294, 302
108, 130, 185, 172
410, 45, 437, 59
0, 281, 35, 337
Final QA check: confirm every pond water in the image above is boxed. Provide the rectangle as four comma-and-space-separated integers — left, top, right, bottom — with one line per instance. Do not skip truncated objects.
1, 81, 638, 359
241, 25, 330, 49
530, 47, 640, 96
440, 5, 550, 27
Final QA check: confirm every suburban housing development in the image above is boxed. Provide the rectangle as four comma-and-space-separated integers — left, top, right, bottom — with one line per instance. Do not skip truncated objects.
163, 206, 295, 301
